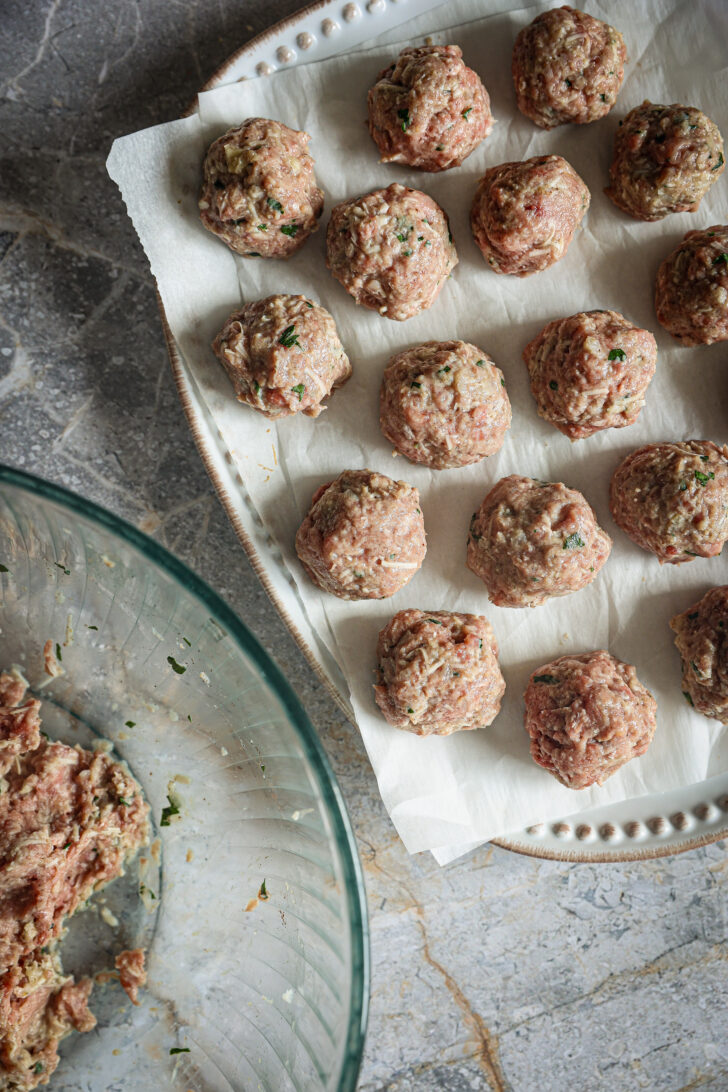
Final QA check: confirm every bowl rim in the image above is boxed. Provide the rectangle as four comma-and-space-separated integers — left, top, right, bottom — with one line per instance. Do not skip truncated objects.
0, 462, 370, 1091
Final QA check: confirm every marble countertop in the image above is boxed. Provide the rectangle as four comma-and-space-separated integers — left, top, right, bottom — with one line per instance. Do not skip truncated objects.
1, 2, 726, 1089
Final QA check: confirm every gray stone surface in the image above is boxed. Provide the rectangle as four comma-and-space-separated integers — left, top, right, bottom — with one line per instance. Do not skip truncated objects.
1, 3, 727, 1090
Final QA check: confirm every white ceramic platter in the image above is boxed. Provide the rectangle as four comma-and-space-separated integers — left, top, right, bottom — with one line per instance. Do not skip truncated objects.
161, 0, 728, 862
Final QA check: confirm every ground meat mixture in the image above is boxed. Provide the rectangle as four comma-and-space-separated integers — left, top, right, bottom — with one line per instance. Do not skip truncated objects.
655, 226, 728, 346
470, 155, 589, 276
295, 469, 426, 600
0, 671, 149, 1090
523, 309, 657, 440
512, 6, 627, 129
671, 587, 728, 724
467, 475, 611, 608
610, 441, 728, 563
326, 183, 458, 321
367, 44, 493, 172
524, 650, 657, 789
379, 340, 511, 469
198, 118, 324, 258
115, 949, 147, 1007
212, 294, 351, 419
605, 102, 725, 221
374, 610, 505, 736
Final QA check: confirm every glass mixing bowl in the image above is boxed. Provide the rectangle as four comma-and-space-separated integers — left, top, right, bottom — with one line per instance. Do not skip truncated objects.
0, 465, 369, 1092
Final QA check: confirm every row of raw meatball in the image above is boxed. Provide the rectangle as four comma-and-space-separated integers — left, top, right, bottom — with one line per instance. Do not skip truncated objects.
294, 444, 728, 616
212, 246, 726, 451
376, 580, 728, 793
199, 107, 725, 328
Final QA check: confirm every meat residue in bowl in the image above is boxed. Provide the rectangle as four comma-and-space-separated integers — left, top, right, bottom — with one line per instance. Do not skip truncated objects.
0, 670, 150, 1089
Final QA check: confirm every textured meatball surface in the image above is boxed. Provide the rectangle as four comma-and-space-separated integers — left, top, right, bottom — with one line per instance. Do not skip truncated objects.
467, 475, 611, 608
671, 586, 728, 724
470, 155, 589, 276
610, 441, 728, 563
379, 340, 511, 469
295, 469, 426, 600
512, 6, 627, 129
374, 610, 505, 735
198, 118, 324, 257
525, 650, 657, 789
655, 226, 728, 346
524, 309, 657, 440
326, 183, 457, 321
606, 101, 725, 221
368, 44, 493, 172
212, 294, 351, 419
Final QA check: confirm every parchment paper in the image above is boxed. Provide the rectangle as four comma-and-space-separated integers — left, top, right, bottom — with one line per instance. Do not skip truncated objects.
107, 0, 728, 862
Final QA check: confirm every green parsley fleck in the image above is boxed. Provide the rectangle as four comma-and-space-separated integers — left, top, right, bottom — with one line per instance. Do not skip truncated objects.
501, 377, 505, 387
565, 78, 572, 87
170, 1048, 190, 1055
600, 93, 607, 102
713, 253, 728, 266
700, 454, 710, 461
435, 144, 444, 150
563, 533, 585, 549
695, 469, 715, 485
246, 251, 261, 257
279, 325, 300, 348
403, 248, 412, 256
306, 300, 313, 308
462, 107, 472, 119
160, 794, 180, 827
418, 235, 424, 240
683, 690, 694, 706
407, 707, 414, 714
267, 197, 284, 212
86, 624, 98, 630
398, 108, 410, 131
712, 153, 724, 171
55, 562, 70, 576
608, 348, 626, 361
34, 1063, 44, 1075
0, 564, 8, 573
253, 381, 261, 395
426, 618, 443, 625
260, 764, 265, 773
475, 359, 485, 367
257, 223, 267, 230
125, 720, 135, 728
679, 481, 688, 491
139, 883, 156, 900
182, 637, 191, 646
280, 223, 299, 237
118, 796, 132, 807
437, 366, 451, 375
291, 383, 305, 401
259, 879, 269, 900
479, 640, 483, 650
533, 674, 559, 685
410, 381, 421, 389
549, 380, 558, 390
167, 655, 186, 675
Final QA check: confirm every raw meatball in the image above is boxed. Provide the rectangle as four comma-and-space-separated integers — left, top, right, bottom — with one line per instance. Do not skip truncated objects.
512, 6, 627, 129
606, 102, 725, 222
655, 226, 728, 346
198, 118, 324, 258
470, 155, 589, 276
523, 309, 657, 440
610, 441, 728, 563
295, 469, 426, 600
367, 44, 493, 172
467, 475, 611, 608
326, 183, 458, 321
379, 340, 511, 469
671, 586, 728, 724
374, 609, 505, 735
212, 294, 351, 419
524, 650, 657, 789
